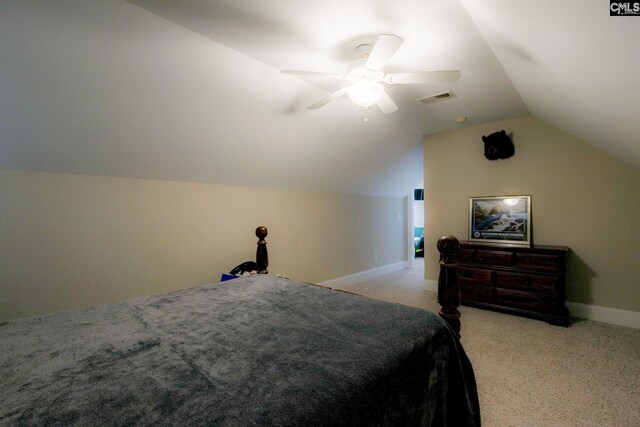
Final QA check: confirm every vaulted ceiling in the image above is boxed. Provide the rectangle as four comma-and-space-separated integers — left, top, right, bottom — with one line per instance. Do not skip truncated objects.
1, 0, 638, 197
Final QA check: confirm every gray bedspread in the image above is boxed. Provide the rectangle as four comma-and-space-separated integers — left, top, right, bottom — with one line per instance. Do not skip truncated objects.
0, 275, 480, 426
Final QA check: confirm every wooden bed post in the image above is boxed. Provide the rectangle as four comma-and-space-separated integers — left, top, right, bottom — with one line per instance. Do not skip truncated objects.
437, 235, 461, 338
256, 226, 268, 274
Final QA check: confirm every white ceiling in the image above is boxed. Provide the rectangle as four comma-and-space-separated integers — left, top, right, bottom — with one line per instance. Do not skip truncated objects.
128, 0, 530, 134
1, 0, 638, 198
461, 0, 640, 169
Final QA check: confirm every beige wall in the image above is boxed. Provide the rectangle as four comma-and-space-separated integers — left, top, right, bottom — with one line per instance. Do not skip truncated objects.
0, 170, 407, 321
424, 116, 640, 312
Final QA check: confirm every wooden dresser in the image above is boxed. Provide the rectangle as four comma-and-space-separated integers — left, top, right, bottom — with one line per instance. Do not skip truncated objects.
455, 242, 570, 326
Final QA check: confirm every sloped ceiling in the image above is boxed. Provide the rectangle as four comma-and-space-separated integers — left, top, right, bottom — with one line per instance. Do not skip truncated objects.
462, 0, 640, 169
128, 0, 529, 135
1, 1, 637, 198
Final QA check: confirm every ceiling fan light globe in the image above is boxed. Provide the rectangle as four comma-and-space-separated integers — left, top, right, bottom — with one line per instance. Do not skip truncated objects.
347, 82, 384, 109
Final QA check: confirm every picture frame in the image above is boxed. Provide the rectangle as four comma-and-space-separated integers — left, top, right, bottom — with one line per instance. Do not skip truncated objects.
469, 195, 531, 246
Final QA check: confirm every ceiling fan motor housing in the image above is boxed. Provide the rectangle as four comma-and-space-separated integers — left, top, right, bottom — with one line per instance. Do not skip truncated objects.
345, 58, 384, 83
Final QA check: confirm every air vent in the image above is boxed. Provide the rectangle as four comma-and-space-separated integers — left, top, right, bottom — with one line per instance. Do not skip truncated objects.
419, 91, 457, 104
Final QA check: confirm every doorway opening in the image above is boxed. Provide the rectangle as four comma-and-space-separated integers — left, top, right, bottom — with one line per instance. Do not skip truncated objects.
413, 189, 424, 258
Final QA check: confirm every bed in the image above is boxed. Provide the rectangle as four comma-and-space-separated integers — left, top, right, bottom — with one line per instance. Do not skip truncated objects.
0, 230, 479, 426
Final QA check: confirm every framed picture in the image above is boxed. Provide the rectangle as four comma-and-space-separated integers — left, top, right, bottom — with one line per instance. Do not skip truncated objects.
469, 196, 531, 246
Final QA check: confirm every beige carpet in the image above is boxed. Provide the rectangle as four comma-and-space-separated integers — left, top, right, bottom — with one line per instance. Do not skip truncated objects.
336, 263, 640, 427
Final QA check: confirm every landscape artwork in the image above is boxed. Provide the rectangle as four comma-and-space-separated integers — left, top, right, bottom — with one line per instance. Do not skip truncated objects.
469, 196, 531, 245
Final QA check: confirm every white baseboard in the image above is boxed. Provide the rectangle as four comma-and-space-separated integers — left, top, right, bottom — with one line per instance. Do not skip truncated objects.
567, 302, 640, 329
318, 261, 407, 288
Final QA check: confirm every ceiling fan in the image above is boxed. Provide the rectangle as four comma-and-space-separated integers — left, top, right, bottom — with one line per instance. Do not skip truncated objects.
281, 34, 461, 114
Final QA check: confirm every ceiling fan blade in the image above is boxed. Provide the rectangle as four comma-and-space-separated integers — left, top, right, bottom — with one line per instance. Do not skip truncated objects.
281, 70, 343, 78
376, 91, 399, 114
384, 70, 461, 84
307, 87, 349, 110
365, 34, 404, 71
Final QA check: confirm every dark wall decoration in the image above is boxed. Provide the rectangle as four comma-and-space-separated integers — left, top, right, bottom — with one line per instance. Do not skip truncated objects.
482, 130, 514, 160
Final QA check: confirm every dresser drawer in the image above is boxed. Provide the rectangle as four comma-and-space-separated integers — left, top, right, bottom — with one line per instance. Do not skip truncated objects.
461, 283, 492, 304
513, 253, 561, 272
495, 289, 555, 312
475, 250, 513, 266
495, 271, 557, 295
457, 266, 492, 286
456, 248, 475, 263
